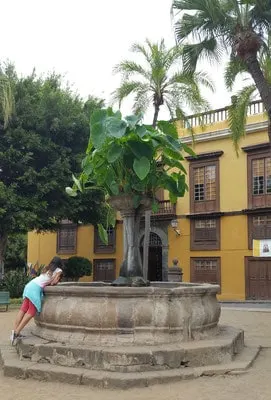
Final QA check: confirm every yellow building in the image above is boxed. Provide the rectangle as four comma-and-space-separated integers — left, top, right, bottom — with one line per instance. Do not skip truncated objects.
28, 99, 271, 300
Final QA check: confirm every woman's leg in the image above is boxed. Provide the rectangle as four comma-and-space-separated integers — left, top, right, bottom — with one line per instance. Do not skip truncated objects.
13, 310, 25, 330
15, 300, 37, 335
15, 313, 34, 335
13, 298, 30, 330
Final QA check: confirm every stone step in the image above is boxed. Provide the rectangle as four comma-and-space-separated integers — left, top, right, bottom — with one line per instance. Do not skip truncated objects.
15, 325, 244, 371
0, 343, 261, 389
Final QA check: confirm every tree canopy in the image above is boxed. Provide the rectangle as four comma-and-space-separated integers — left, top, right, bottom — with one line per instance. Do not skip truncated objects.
0, 64, 106, 267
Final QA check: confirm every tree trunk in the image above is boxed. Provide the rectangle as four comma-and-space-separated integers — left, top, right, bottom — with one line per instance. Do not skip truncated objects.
152, 105, 160, 129
243, 53, 271, 144
0, 234, 8, 281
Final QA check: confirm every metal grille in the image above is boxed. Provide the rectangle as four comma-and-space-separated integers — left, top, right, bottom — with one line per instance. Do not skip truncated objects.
149, 232, 162, 247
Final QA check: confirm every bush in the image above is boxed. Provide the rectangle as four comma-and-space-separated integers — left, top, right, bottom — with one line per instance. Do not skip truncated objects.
64, 257, 92, 281
10, 298, 23, 305
2, 270, 30, 298
5, 234, 27, 271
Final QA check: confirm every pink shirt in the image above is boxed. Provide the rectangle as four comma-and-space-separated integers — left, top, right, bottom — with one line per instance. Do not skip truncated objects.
33, 268, 62, 288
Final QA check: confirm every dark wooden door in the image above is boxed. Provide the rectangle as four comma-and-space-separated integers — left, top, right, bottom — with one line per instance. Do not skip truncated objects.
245, 257, 271, 299
93, 259, 116, 282
140, 232, 163, 281
148, 246, 163, 281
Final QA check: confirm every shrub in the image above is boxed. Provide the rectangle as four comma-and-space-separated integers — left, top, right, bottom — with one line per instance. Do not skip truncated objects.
2, 270, 31, 298
64, 257, 92, 281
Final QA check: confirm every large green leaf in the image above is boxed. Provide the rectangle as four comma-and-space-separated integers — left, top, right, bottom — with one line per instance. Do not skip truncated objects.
135, 125, 148, 138
125, 114, 143, 128
162, 175, 178, 195
109, 181, 119, 195
177, 173, 187, 196
81, 155, 93, 175
133, 156, 150, 180
165, 135, 181, 152
107, 143, 123, 163
162, 155, 187, 174
90, 109, 107, 127
72, 174, 82, 192
163, 147, 184, 161
91, 122, 106, 148
181, 142, 196, 157
157, 120, 178, 138
127, 140, 153, 159
107, 206, 116, 227
97, 223, 108, 245
106, 117, 127, 138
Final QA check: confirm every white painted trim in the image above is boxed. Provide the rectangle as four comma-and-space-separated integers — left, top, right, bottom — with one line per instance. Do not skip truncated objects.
180, 121, 268, 144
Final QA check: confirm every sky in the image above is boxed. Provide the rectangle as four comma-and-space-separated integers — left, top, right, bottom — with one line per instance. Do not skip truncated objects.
1, 0, 246, 123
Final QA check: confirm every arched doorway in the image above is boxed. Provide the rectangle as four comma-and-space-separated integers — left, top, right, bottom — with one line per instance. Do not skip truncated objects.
140, 232, 163, 281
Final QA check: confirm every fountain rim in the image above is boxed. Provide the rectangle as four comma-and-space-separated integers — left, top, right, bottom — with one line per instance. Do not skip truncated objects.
44, 282, 220, 297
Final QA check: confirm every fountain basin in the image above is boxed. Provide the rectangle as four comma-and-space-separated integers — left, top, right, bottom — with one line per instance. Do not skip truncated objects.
33, 282, 221, 346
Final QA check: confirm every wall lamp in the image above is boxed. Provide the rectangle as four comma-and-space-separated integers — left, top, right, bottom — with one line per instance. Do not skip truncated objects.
171, 219, 181, 236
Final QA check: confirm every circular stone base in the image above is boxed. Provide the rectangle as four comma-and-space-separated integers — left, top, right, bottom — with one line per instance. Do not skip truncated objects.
18, 325, 244, 372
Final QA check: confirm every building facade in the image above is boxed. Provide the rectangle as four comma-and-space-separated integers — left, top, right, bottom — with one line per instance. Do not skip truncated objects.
27, 100, 271, 300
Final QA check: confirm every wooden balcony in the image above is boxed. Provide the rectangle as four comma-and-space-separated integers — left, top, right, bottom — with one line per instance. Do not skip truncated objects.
151, 200, 176, 220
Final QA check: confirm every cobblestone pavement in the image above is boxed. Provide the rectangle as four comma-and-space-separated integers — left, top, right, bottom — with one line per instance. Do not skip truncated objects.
1, 308, 271, 400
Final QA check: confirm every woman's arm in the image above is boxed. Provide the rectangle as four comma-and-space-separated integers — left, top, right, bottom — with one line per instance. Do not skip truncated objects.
50, 271, 63, 286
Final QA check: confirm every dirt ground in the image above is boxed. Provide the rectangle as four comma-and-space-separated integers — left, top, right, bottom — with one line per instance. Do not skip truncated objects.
1, 307, 271, 400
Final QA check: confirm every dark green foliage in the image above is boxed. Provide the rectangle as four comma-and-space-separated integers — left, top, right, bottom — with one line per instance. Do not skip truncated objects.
2, 270, 30, 298
5, 234, 27, 270
0, 64, 106, 266
64, 256, 92, 280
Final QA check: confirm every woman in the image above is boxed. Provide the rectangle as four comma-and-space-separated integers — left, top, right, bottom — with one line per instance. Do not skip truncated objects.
10, 256, 63, 345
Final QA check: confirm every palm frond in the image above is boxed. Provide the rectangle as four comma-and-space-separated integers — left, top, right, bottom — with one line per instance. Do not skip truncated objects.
182, 38, 222, 73
0, 76, 14, 128
163, 45, 184, 71
224, 56, 248, 90
250, 0, 271, 32
130, 42, 151, 63
111, 81, 146, 107
228, 85, 256, 153
193, 71, 215, 92
113, 61, 150, 80
133, 89, 151, 115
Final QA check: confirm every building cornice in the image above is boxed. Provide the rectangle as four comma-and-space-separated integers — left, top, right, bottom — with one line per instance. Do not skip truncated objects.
180, 121, 268, 144
241, 142, 270, 153
185, 150, 223, 161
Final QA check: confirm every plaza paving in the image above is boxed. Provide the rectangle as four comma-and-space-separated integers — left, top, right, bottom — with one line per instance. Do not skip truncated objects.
1, 307, 271, 400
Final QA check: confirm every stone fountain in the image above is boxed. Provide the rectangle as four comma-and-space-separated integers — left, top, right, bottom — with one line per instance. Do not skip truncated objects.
0, 280, 259, 389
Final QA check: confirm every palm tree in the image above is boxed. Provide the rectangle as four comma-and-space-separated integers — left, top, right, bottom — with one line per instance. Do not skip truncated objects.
0, 74, 14, 129
112, 38, 213, 128
172, 0, 271, 142
225, 33, 271, 149
112, 38, 212, 280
